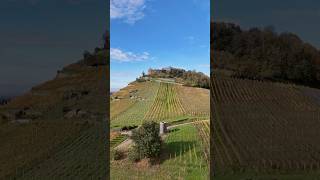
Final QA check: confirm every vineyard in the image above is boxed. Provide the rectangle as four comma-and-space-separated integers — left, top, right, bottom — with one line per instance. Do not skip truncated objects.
144, 83, 186, 121
0, 120, 107, 179
110, 81, 159, 128
110, 78, 210, 179
111, 81, 210, 128
211, 74, 320, 178
177, 85, 210, 117
0, 60, 108, 179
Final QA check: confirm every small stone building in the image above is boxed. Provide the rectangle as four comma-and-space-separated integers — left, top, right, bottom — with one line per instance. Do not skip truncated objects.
159, 122, 167, 135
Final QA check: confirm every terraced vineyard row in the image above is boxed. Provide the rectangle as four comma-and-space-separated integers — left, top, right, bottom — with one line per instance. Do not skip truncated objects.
211, 74, 320, 176
5, 122, 107, 179
111, 81, 159, 127
177, 86, 210, 117
194, 120, 210, 165
144, 83, 186, 121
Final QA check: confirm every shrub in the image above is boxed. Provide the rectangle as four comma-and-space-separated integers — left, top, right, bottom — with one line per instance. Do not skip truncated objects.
113, 150, 124, 160
128, 147, 141, 162
131, 121, 161, 159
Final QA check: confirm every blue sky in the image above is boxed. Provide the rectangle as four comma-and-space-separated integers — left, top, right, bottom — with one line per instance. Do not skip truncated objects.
110, 0, 210, 90
0, 0, 107, 96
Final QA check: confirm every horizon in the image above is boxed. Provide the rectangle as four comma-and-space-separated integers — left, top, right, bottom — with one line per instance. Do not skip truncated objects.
110, 0, 210, 89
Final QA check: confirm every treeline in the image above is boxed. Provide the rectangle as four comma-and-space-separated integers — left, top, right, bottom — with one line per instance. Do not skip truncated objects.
212, 22, 320, 87
147, 67, 210, 89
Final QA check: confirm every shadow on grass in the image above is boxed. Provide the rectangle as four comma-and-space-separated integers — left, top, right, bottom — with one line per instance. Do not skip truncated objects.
157, 140, 195, 164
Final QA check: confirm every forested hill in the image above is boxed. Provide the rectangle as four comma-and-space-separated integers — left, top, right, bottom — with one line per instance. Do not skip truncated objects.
145, 67, 210, 89
211, 21, 320, 88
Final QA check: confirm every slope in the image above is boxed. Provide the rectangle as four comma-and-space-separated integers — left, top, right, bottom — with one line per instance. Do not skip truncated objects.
211, 74, 320, 178
0, 49, 108, 179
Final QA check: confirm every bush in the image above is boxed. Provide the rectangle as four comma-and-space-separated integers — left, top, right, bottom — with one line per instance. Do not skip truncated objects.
131, 121, 161, 159
128, 147, 141, 162
113, 150, 124, 160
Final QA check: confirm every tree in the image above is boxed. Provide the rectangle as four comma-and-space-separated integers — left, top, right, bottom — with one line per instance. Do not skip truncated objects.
131, 121, 161, 160
83, 50, 91, 60
212, 21, 320, 87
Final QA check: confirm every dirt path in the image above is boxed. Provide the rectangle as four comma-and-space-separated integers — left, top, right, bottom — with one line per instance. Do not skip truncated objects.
114, 119, 209, 150
114, 139, 133, 151
167, 119, 209, 129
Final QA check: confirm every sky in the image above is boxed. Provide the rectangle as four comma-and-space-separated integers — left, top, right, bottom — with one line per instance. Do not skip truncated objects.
110, 0, 210, 90
0, 0, 107, 97
212, 0, 320, 48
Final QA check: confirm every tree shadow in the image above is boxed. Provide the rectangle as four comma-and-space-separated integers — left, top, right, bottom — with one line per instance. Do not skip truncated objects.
157, 140, 195, 165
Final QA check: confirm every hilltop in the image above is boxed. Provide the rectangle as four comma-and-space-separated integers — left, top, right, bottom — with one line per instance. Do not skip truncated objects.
143, 67, 210, 89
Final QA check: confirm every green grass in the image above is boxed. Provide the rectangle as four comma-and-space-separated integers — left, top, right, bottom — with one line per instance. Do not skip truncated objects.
110, 82, 159, 128
161, 124, 209, 179
110, 124, 209, 180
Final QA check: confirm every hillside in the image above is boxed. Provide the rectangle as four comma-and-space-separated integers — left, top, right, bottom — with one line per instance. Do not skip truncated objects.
110, 77, 210, 179
0, 48, 108, 179
211, 74, 320, 178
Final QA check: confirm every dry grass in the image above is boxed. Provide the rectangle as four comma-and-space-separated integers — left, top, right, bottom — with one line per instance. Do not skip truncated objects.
177, 85, 210, 116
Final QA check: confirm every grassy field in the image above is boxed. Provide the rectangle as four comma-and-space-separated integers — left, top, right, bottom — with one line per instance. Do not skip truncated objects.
211, 74, 320, 178
111, 124, 209, 179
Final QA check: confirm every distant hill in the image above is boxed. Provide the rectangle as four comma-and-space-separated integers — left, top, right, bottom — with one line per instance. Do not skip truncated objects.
212, 21, 320, 88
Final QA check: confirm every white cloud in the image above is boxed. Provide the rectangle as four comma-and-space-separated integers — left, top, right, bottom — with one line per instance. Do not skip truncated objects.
110, 0, 146, 24
111, 48, 150, 62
